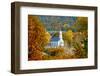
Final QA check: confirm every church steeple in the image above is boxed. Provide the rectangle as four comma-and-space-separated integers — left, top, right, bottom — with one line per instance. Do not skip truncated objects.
59, 30, 63, 40
59, 30, 64, 47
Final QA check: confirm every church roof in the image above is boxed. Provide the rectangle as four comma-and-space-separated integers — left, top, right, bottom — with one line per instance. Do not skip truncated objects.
51, 37, 60, 42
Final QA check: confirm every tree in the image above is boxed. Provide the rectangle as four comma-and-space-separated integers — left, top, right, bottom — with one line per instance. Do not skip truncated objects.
44, 31, 51, 45
28, 15, 51, 60
63, 30, 73, 48
71, 17, 88, 32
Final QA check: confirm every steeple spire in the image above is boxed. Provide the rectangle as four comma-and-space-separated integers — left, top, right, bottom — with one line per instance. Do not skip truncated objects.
59, 30, 64, 47
59, 30, 63, 40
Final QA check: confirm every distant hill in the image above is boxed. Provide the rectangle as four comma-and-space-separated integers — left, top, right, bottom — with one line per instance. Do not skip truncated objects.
38, 15, 77, 31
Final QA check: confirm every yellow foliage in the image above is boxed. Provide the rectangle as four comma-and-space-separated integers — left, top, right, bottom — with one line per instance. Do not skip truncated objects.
73, 17, 88, 31
44, 32, 51, 45
63, 30, 73, 43
47, 47, 64, 53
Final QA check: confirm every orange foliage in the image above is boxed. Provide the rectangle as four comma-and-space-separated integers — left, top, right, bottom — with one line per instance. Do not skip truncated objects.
28, 15, 50, 60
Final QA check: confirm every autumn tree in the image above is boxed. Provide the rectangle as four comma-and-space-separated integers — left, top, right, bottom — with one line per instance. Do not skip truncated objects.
63, 30, 73, 48
71, 17, 88, 32
28, 15, 51, 60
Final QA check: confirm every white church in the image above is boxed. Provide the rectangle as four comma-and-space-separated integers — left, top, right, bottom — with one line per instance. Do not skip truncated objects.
46, 31, 64, 48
